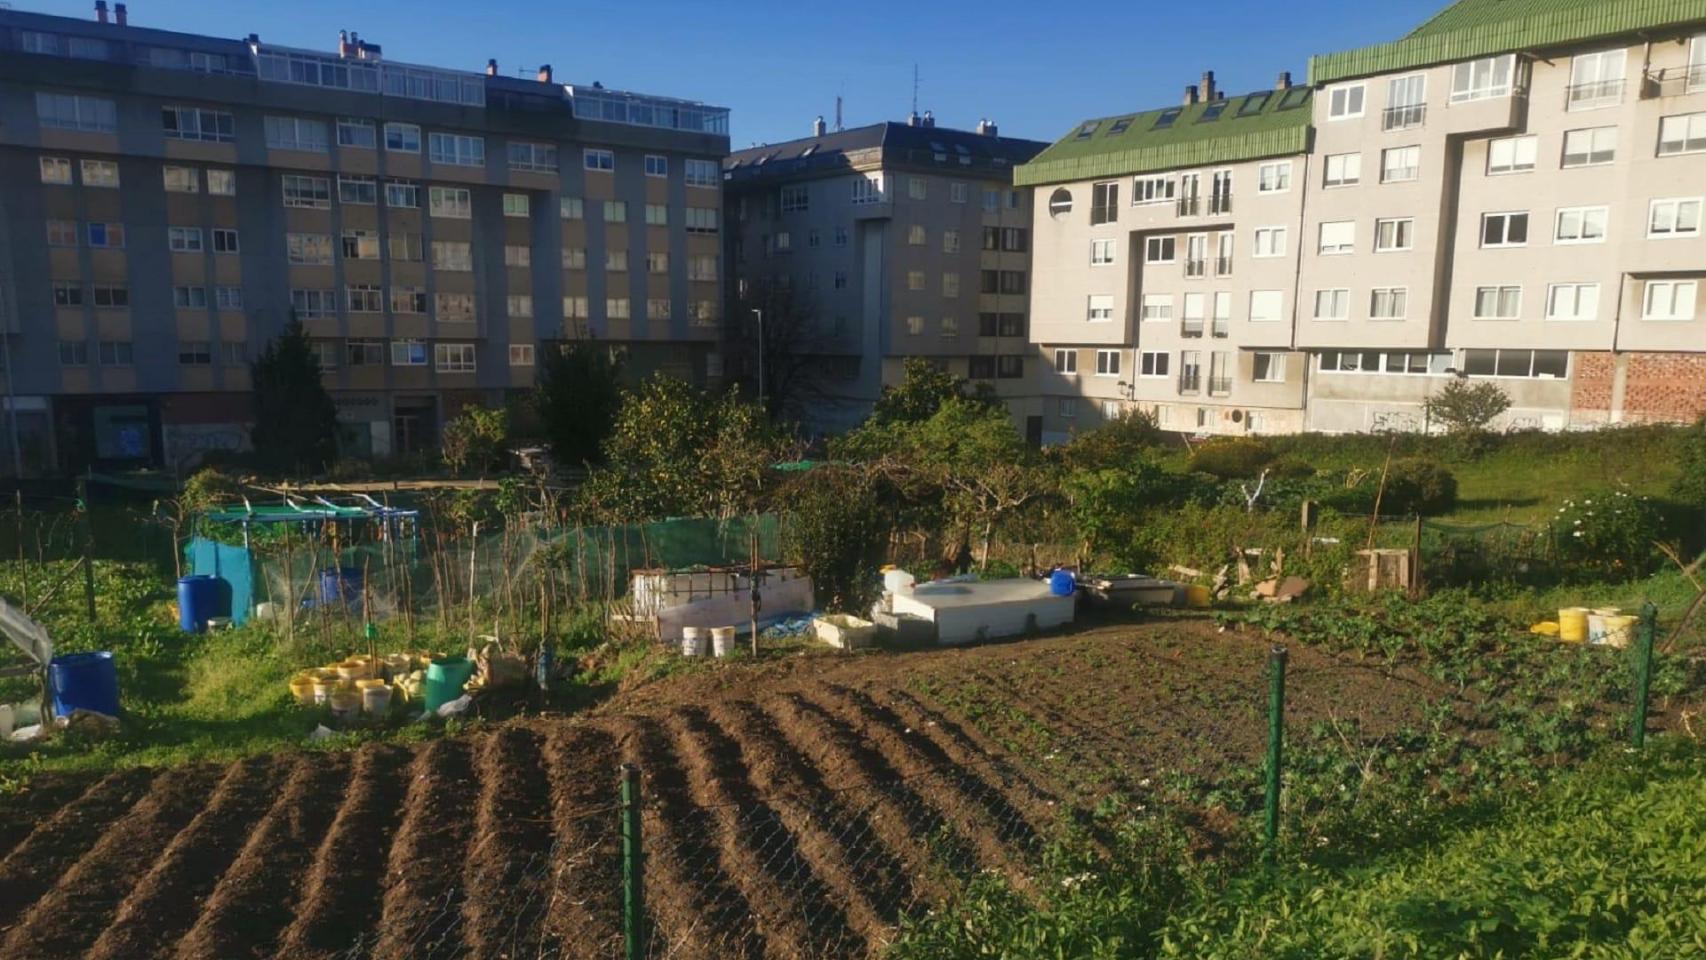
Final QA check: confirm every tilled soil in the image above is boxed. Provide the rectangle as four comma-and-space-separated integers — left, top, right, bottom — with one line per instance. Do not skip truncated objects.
0, 619, 1449, 959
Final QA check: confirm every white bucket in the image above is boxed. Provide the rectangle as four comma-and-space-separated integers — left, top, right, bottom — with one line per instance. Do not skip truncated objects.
711, 626, 736, 657
1587, 612, 1613, 645
681, 627, 707, 657
362, 685, 393, 715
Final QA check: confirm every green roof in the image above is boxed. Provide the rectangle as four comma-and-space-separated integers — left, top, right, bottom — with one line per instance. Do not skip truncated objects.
1014, 88, 1313, 187
1311, 0, 1706, 84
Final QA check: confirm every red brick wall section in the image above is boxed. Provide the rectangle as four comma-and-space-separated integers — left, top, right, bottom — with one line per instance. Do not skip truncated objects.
1622, 353, 1706, 423
1571, 351, 1616, 423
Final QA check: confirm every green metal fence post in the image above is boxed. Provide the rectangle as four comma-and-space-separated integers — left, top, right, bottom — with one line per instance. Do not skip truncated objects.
1631, 602, 1657, 749
1264, 645, 1287, 855
621, 763, 645, 960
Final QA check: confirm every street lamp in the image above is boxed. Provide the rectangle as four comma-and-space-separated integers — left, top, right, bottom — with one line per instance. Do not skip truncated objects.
751, 308, 764, 407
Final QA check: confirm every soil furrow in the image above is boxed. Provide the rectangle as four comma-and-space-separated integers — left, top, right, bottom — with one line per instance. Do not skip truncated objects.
271, 743, 413, 960
461, 725, 555, 960
0, 764, 223, 959
0, 766, 159, 935
86, 756, 290, 960
173, 753, 353, 960
0, 772, 95, 862
880, 684, 1065, 807
538, 724, 623, 960
368, 736, 478, 960
622, 717, 767, 960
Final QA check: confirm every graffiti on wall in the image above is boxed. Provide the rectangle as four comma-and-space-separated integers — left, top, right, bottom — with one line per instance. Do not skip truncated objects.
163, 423, 250, 471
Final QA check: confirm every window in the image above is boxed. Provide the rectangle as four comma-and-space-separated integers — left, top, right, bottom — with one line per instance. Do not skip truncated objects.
1145, 236, 1176, 263
79, 159, 119, 187
384, 122, 421, 152
1053, 349, 1078, 374
560, 196, 584, 220
334, 117, 376, 149
562, 296, 589, 318
287, 233, 333, 264
689, 255, 717, 282
1461, 349, 1568, 379
435, 292, 475, 323
346, 285, 384, 312
507, 142, 558, 173
47, 220, 77, 247
390, 287, 427, 313
939, 315, 959, 339
1249, 226, 1286, 259
1179, 351, 1202, 392
38, 92, 117, 132
1323, 153, 1361, 187
998, 271, 1027, 295
950, 182, 968, 203
1381, 145, 1420, 183
584, 148, 615, 171
51, 281, 82, 307
1249, 290, 1283, 323
1257, 162, 1291, 193
596, 200, 626, 224
1133, 175, 1176, 205
1561, 127, 1617, 168
1058, 397, 1078, 419
1480, 212, 1529, 247
431, 241, 472, 271
1568, 49, 1627, 110
338, 175, 377, 205
1328, 84, 1366, 119
1090, 181, 1119, 224
943, 273, 960, 298
178, 341, 212, 366
943, 230, 961, 254
389, 233, 424, 262
92, 285, 128, 308
1450, 54, 1516, 103
997, 356, 1024, 379
1375, 218, 1414, 252
40, 157, 72, 185
339, 229, 379, 260
503, 193, 531, 218
1487, 135, 1537, 174
1140, 351, 1170, 378
905, 315, 924, 336
685, 207, 719, 233
833, 226, 848, 247
1643, 280, 1698, 320
780, 184, 809, 213
906, 270, 926, 292
168, 226, 203, 253
207, 170, 236, 196
1313, 289, 1350, 320
212, 228, 240, 254
86, 222, 124, 248
429, 186, 472, 218
685, 158, 719, 188
1142, 294, 1173, 322
58, 341, 89, 366
1546, 283, 1600, 320
1649, 198, 1703, 238
98, 341, 133, 366
606, 298, 631, 319
162, 165, 197, 192
646, 252, 669, 274
160, 104, 232, 142
1181, 293, 1206, 335
290, 289, 336, 318
1252, 353, 1287, 383
508, 294, 534, 318
853, 176, 885, 205
435, 343, 477, 373
1384, 74, 1427, 130
1091, 239, 1115, 265
509, 344, 537, 367
429, 133, 485, 167
282, 175, 331, 209
563, 247, 587, 270
1087, 295, 1114, 322
391, 339, 428, 366
385, 180, 420, 208
1091, 349, 1122, 377
1370, 287, 1408, 320
607, 250, 630, 272
1318, 221, 1355, 255
1473, 285, 1523, 319
907, 177, 927, 200
264, 116, 328, 151
907, 225, 926, 246
1555, 206, 1609, 243
340, 340, 382, 367
220, 341, 246, 367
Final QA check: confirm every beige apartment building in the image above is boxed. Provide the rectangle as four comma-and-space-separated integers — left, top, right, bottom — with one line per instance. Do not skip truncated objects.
1021, 0, 1706, 438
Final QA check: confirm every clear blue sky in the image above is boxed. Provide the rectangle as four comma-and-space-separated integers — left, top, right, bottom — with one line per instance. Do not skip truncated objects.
28, 0, 1448, 146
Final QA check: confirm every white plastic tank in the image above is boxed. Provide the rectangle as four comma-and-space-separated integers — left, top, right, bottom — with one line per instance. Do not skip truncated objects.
883, 569, 916, 595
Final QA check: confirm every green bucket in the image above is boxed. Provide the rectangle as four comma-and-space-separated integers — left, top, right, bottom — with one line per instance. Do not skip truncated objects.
423, 656, 475, 713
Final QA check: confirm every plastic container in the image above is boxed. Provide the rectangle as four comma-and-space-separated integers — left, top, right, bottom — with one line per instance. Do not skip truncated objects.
1601, 615, 1637, 649
1183, 584, 1212, 609
0, 703, 13, 740
49, 651, 120, 719
1558, 607, 1591, 643
335, 661, 368, 682
328, 690, 362, 723
1048, 569, 1077, 597
319, 567, 364, 607
423, 656, 475, 713
681, 627, 707, 657
177, 575, 223, 633
362, 684, 393, 715
1586, 608, 1620, 645
813, 614, 876, 650
288, 675, 317, 705
710, 626, 736, 658
311, 678, 338, 705
883, 568, 916, 595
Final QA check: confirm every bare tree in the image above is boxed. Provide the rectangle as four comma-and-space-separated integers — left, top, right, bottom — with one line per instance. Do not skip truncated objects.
731, 275, 850, 426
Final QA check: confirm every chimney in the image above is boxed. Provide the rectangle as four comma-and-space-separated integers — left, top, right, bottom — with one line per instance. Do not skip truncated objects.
978, 119, 999, 137
537, 64, 553, 84
1277, 70, 1293, 90
95, 1, 108, 24
1183, 84, 1199, 106
114, 2, 126, 26
907, 111, 920, 127
812, 116, 826, 137
922, 110, 936, 128
338, 29, 350, 56
486, 59, 498, 77
1201, 70, 1218, 101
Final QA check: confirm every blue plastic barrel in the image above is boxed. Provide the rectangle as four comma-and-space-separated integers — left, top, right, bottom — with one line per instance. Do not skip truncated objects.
177, 575, 221, 633
319, 567, 364, 606
1049, 569, 1077, 597
50, 651, 120, 719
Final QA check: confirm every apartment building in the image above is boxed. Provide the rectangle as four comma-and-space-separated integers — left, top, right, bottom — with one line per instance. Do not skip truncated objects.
0, 4, 728, 474
725, 117, 1046, 435
1017, 73, 1315, 442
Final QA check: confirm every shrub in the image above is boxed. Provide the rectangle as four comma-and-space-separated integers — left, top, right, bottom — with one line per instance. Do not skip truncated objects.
1674, 416, 1706, 509
440, 406, 509, 476
1268, 457, 1317, 480
1055, 408, 1168, 471
1187, 438, 1273, 480
1550, 487, 1664, 581
1422, 379, 1511, 434
1378, 458, 1458, 516
782, 469, 891, 614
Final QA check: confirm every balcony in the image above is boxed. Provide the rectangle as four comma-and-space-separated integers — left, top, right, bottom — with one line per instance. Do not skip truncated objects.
1183, 258, 1206, 279
1176, 196, 1200, 217
1180, 319, 1204, 338
1208, 194, 1232, 216
1208, 376, 1233, 396
1566, 78, 1624, 110
1178, 372, 1201, 394
1641, 65, 1706, 99
1213, 256, 1233, 277
1382, 103, 1426, 131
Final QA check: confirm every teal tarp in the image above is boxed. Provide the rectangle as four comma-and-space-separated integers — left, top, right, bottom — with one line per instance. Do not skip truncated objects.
188, 536, 256, 626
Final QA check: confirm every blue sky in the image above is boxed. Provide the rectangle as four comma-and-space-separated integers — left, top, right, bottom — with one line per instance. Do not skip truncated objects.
29, 0, 1448, 146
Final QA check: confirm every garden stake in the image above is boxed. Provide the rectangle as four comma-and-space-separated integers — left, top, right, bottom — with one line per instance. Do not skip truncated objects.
1631, 602, 1657, 748
621, 763, 646, 960
77, 475, 96, 623
1265, 645, 1287, 856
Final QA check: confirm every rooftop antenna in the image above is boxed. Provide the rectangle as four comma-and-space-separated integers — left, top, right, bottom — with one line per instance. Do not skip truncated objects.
834, 94, 843, 132
911, 63, 920, 116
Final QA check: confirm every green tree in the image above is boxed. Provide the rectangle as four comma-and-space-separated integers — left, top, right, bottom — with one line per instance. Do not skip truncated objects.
1423, 380, 1511, 434
533, 341, 624, 467
1054, 407, 1169, 471
868, 357, 999, 426
441, 406, 509, 477
782, 467, 892, 613
249, 318, 338, 474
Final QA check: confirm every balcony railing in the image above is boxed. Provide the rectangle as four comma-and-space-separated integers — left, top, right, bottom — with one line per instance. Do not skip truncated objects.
1176, 196, 1200, 217
1641, 65, 1706, 99
1566, 78, 1624, 109
1382, 103, 1426, 130
1180, 319, 1204, 338
1208, 194, 1233, 215
1208, 376, 1233, 396
1211, 319, 1229, 338
1183, 258, 1206, 278
1178, 372, 1201, 394
1213, 256, 1233, 277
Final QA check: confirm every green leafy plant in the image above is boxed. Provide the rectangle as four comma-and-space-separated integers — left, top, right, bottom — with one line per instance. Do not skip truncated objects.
1187, 437, 1273, 480
1550, 486, 1664, 581
868, 357, 1000, 426
440, 406, 509, 477
533, 340, 624, 467
1423, 379, 1511, 434
1380, 457, 1459, 516
781, 467, 891, 613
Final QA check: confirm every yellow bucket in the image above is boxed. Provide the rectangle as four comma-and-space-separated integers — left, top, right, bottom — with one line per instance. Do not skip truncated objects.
1184, 584, 1212, 609
288, 676, 317, 705
1602, 615, 1637, 649
1558, 607, 1590, 643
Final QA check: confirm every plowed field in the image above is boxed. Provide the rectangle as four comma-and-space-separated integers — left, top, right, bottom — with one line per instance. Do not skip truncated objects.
0, 620, 1444, 959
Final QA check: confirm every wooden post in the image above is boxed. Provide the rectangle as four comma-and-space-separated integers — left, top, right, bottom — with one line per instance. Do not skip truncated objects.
1410, 516, 1424, 596
77, 476, 96, 623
